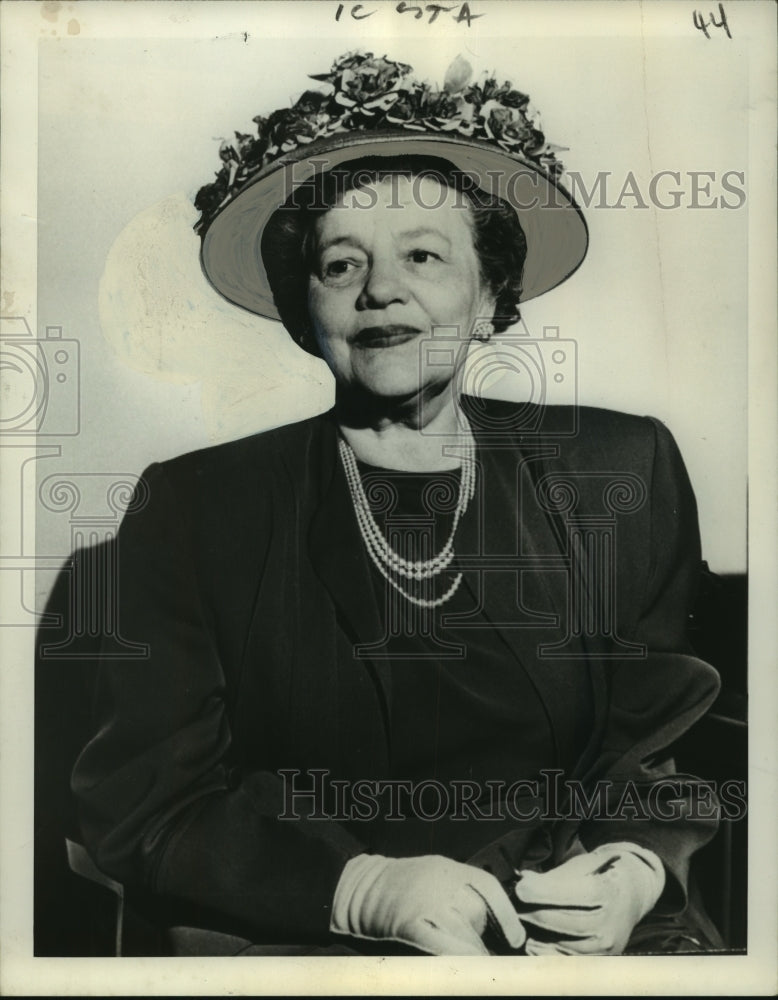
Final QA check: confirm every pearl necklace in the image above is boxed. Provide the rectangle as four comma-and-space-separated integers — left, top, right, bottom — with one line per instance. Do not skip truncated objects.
338, 428, 477, 608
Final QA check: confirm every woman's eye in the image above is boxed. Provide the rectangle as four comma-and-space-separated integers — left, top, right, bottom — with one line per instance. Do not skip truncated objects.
324, 259, 353, 276
409, 249, 439, 264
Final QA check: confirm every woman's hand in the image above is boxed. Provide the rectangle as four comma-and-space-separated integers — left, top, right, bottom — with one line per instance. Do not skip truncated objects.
513, 842, 666, 955
330, 854, 527, 955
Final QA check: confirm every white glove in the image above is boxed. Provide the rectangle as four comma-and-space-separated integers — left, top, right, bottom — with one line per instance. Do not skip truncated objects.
514, 842, 666, 956
330, 853, 527, 956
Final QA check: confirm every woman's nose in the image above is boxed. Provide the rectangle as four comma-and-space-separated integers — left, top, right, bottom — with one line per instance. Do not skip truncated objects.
356, 258, 409, 310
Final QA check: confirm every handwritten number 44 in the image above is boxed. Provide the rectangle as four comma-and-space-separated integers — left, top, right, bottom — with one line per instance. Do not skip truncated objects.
693, 3, 732, 39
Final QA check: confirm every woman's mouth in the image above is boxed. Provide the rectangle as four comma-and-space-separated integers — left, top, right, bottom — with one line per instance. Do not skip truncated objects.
352, 325, 422, 348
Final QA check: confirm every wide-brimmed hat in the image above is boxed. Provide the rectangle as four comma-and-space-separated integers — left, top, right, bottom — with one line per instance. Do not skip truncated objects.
195, 53, 588, 321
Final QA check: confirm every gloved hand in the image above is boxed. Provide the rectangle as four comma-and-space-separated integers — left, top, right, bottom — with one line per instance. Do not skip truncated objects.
330, 853, 527, 955
513, 842, 666, 956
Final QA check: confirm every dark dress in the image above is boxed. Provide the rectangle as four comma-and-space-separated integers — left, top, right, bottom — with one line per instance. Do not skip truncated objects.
348, 458, 588, 863
68, 397, 723, 953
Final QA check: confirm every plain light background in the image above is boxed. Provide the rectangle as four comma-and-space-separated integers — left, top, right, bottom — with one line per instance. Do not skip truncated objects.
33, 13, 748, 578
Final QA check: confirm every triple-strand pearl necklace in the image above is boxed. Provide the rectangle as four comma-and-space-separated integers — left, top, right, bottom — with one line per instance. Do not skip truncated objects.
338, 426, 477, 608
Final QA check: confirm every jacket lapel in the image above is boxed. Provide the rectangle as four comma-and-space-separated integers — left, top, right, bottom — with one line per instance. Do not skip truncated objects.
285, 400, 610, 778
302, 414, 394, 731
457, 397, 609, 772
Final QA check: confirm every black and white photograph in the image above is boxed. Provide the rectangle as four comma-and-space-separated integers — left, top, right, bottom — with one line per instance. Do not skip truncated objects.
1, 0, 776, 994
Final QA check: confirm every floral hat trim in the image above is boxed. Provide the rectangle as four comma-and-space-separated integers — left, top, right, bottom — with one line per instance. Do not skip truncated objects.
193, 52, 568, 236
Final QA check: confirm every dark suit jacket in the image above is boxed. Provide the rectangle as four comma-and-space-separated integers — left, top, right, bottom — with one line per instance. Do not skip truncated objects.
71, 398, 721, 945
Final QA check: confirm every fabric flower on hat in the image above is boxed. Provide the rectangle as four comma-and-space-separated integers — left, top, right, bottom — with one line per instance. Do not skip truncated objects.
480, 99, 544, 155
311, 52, 412, 102
193, 51, 568, 235
310, 51, 412, 126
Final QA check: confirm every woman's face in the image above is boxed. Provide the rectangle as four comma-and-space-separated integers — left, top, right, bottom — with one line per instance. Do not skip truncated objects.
307, 175, 495, 402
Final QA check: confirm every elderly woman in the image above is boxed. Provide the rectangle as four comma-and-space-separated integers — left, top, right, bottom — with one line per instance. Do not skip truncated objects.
71, 53, 723, 956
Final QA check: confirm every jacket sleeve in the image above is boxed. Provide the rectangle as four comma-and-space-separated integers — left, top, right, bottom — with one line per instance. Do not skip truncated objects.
71, 461, 365, 943
467, 416, 722, 913
572, 416, 721, 910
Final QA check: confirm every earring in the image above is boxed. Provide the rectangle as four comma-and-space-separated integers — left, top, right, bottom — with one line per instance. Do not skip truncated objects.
473, 319, 494, 342
298, 325, 313, 351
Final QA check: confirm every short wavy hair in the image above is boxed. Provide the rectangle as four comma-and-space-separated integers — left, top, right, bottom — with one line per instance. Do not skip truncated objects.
261, 155, 528, 353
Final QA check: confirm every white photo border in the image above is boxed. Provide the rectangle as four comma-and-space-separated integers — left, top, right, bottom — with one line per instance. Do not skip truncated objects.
1, 1, 776, 995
